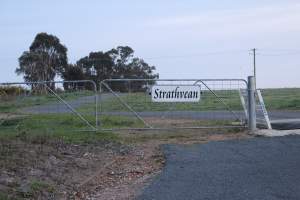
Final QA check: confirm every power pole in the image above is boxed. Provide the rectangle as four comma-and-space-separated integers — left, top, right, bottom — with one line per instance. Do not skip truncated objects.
252, 48, 257, 89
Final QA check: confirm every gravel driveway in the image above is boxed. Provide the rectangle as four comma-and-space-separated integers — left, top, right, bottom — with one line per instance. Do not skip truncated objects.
138, 135, 300, 200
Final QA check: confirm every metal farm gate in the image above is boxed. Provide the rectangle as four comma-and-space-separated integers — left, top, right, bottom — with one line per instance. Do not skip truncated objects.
1, 78, 258, 132
99, 79, 249, 130
0, 80, 98, 134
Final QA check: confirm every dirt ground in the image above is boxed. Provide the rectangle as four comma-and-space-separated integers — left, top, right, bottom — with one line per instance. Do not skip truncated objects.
0, 130, 251, 200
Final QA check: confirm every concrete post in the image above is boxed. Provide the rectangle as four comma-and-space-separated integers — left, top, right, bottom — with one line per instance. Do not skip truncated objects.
248, 76, 256, 131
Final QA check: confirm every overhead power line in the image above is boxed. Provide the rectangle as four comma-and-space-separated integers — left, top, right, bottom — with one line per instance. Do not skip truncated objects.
256, 48, 300, 56
144, 48, 300, 60
258, 48, 300, 52
143, 50, 249, 60
258, 52, 300, 56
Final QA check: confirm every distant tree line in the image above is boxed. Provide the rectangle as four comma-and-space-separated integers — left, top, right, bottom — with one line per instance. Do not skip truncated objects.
16, 32, 159, 91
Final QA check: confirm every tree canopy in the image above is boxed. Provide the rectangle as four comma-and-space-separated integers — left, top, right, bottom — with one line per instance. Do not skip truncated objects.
16, 33, 68, 84
16, 33, 159, 91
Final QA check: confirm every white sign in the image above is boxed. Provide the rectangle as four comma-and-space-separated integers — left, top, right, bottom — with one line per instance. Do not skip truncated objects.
151, 85, 201, 102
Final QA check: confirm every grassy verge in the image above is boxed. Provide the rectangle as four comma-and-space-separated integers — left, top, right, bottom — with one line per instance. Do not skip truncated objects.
0, 113, 149, 144
0, 114, 120, 143
0, 112, 244, 145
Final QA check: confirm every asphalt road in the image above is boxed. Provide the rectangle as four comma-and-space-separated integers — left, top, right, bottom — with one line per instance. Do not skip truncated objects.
138, 135, 300, 200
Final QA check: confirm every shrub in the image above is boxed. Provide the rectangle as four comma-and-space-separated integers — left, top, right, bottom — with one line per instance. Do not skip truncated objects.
0, 86, 28, 95
0, 86, 29, 101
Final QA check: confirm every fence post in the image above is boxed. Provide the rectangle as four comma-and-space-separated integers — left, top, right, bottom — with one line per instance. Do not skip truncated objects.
248, 76, 256, 131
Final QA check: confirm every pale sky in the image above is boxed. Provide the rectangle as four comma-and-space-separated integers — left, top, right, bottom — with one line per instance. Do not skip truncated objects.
1, 0, 300, 88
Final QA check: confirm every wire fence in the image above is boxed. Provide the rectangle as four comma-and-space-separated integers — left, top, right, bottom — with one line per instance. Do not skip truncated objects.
99, 79, 248, 130
0, 80, 98, 134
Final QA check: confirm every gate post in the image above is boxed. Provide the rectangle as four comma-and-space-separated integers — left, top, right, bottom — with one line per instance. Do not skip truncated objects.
248, 76, 256, 131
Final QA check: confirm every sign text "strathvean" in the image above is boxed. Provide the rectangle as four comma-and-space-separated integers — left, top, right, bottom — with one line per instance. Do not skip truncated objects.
151, 85, 201, 102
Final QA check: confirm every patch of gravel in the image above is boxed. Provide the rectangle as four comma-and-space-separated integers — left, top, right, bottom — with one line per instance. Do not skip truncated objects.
0, 130, 250, 200
79, 143, 164, 200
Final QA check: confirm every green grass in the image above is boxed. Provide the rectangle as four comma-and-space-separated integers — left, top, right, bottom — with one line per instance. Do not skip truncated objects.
261, 88, 300, 110
0, 90, 94, 113
0, 114, 144, 143
100, 115, 144, 129
30, 180, 54, 194
0, 113, 241, 142
16, 180, 55, 198
0, 193, 10, 200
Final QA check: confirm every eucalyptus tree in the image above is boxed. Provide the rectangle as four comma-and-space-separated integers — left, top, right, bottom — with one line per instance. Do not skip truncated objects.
16, 32, 68, 90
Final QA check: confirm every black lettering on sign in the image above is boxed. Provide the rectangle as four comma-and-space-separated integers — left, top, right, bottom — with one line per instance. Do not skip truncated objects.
152, 86, 200, 102
154, 89, 159, 99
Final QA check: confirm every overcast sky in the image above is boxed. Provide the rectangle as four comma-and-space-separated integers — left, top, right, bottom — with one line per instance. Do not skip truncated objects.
1, 0, 300, 88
